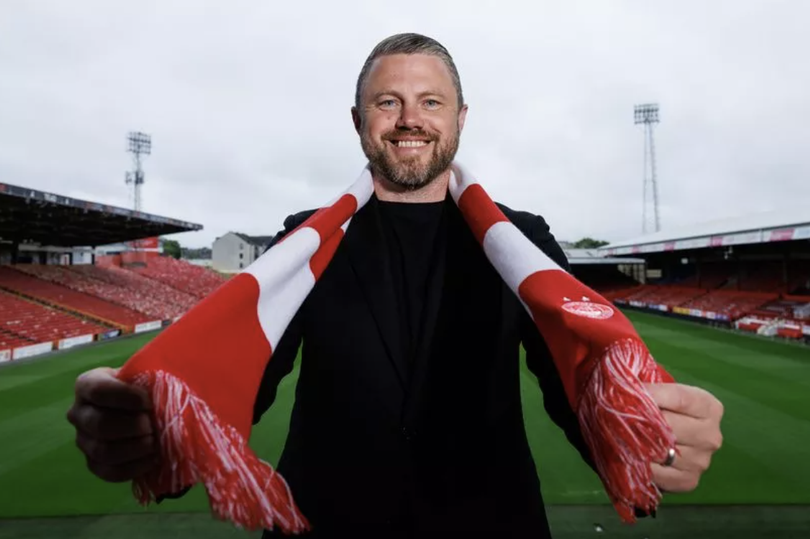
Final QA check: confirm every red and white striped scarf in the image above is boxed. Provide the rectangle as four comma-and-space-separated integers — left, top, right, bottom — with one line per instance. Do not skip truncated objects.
117, 162, 676, 534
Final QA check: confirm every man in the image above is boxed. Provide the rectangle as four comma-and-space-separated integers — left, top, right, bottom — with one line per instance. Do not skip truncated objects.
67, 33, 723, 538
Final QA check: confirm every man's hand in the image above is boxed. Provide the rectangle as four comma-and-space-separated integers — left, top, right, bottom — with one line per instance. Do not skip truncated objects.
646, 383, 724, 493
66, 367, 159, 483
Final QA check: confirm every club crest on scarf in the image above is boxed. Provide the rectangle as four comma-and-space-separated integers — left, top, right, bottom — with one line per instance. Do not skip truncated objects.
562, 296, 615, 320
116, 161, 676, 534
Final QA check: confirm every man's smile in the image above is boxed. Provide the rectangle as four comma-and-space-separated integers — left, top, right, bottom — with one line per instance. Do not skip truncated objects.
387, 139, 433, 153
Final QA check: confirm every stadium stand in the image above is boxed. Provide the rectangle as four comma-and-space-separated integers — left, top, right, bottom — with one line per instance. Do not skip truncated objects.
672, 263, 731, 289
736, 261, 784, 292
752, 297, 810, 321
0, 265, 149, 329
67, 265, 201, 316
0, 257, 227, 358
681, 290, 778, 320
13, 264, 171, 316
131, 256, 226, 298
0, 180, 200, 253
11, 263, 199, 320
0, 181, 213, 361
788, 260, 810, 295
795, 302, 810, 321
0, 327, 33, 351
619, 285, 707, 308
602, 207, 810, 342
570, 265, 638, 292
600, 285, 645, 303
607, 281, 799, 319
0, 289, 106, 346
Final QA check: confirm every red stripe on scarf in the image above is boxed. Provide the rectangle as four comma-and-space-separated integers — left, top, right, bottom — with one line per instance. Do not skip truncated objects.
457, 184, 509, 245
286, 194, 353, 280
310, 230, 344, 280
517, 270, 641, 406
274, 194, 356, 247
305, 195, 357, 242
118, 273, 270, 436
305, 195, 356, 279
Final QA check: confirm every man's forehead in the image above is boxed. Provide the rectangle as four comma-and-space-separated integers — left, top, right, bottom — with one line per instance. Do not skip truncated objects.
364, 53, 454, 90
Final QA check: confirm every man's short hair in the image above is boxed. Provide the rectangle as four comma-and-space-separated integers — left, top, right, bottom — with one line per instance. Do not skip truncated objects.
354, 33, 465, 112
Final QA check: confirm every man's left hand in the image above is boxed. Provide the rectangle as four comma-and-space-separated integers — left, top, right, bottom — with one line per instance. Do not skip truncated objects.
645, 383, 724, 493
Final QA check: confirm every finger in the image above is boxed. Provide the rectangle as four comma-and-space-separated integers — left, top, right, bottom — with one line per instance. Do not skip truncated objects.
67, 405, 154, 441
76, 431, 158, 466
645, 383, 719, 419
662, 410, 703, 447
651, 462, 700, 493
75, 367, 152, 412
661, 409, 723, 452
86, 454, 159, 483
656, 444, 713, 474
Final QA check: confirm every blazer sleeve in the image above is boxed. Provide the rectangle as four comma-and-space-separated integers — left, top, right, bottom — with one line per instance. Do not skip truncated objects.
517, 213, 599, 474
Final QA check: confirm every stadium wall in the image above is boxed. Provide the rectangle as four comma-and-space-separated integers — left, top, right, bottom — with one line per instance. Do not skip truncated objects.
0, 315, 177, 364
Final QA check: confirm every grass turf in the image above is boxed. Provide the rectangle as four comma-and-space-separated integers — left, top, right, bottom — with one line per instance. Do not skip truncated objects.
0, 310, 808, 538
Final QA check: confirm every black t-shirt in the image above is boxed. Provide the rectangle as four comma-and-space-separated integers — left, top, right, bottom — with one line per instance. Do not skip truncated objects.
377, 199, 445, 367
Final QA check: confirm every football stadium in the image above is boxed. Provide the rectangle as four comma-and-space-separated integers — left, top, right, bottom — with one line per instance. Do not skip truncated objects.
1, 179, 808, 539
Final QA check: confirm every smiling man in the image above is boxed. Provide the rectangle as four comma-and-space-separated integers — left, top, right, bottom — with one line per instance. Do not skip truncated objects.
67, 33, 724, 539
354, 45, 465, 200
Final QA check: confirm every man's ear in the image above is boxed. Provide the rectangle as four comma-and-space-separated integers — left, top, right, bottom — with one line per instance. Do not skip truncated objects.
351, 107, 362, 135
458, 104, 469, 133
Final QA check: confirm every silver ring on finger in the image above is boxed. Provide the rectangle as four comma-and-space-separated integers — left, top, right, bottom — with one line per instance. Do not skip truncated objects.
663, 447, 676, 467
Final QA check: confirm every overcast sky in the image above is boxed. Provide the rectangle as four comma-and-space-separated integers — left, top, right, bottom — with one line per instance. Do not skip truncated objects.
2, 0, 808, 248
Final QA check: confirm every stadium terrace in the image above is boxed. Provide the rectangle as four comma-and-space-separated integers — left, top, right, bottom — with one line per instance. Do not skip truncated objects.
0, 182, 219, 362
598, 207, 810, 343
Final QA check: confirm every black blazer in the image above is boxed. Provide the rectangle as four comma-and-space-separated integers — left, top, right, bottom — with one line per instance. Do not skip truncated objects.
253, 193, 596, 539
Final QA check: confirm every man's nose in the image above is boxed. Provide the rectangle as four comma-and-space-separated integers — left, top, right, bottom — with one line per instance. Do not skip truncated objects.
396, 102, 423, 130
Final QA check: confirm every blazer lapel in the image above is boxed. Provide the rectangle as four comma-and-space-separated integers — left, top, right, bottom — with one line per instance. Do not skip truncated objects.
345, 195, 410, 388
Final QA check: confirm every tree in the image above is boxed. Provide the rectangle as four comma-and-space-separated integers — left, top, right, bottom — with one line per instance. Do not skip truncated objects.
162, 239, 181, 259
573, 237, 609, 249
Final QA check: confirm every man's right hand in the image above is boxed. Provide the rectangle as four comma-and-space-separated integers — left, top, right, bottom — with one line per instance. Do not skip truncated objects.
67, 367, 160, 483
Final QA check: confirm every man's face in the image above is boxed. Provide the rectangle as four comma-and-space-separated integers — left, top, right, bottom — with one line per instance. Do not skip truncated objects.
353, 53, 467, 191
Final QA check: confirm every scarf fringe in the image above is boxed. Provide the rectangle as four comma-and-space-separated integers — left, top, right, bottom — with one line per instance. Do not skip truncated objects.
127, 370, 310, 534
576, 338, 676, 523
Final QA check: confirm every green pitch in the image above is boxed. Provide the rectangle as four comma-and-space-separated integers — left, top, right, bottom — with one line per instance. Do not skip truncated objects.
1, 310, 809, 538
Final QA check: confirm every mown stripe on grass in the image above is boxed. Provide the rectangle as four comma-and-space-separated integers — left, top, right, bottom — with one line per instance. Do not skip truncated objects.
636, 318, 810, 388
0, 337, 153, 423
647, 339, 810, 423
627, 311, 810, 362
0, 397, 75, 477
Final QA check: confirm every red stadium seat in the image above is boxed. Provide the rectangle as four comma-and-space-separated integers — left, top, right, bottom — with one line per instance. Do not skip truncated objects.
0, 266, 148, 328
0, 290, 107, 348
130, 257, 226, 299
64, 265, 200, 319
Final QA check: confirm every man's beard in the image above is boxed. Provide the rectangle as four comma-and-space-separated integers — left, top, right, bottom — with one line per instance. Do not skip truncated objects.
361, 128, 459, 191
